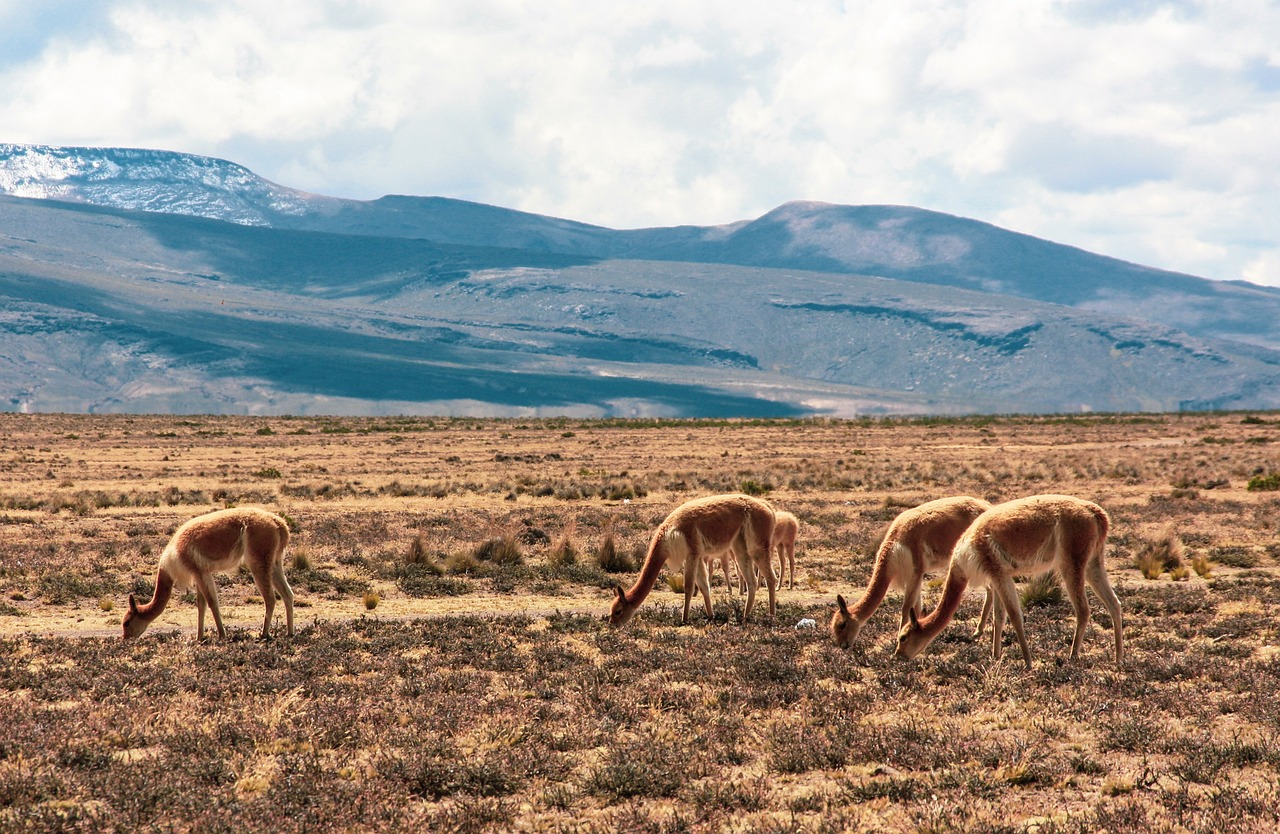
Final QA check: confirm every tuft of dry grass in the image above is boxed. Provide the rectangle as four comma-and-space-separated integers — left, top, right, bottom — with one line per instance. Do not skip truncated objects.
1134, 528, 1185, 580
472, 535, 523, 565
444, 550, 482, 575
547, 522, 578, 568
594, 533, 633, 573
406, 534, 431, 565
1019, 572, 1062, 608
1192, 553, 1213, 578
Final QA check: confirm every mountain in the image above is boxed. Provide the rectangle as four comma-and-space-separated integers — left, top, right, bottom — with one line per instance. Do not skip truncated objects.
2, 143, 1279, 417
9, 144, 1280, 354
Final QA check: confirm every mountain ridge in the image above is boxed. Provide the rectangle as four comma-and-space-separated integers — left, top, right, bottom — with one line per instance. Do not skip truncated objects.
2, 143, 1279, 417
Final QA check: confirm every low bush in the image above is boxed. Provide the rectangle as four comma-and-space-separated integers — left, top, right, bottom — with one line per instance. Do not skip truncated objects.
595, 534, 634, 573
1247, 473, 1280, 491
472, 536, 523, 565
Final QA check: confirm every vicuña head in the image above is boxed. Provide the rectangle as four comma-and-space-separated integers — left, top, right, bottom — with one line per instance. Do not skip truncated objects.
829, 592, 861, 649
829, 496, 992, 650
123, 506, 295, 641
608, 493, 777, 627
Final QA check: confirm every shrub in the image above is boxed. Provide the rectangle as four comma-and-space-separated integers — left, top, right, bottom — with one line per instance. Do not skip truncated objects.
582, 729, 693, 800
1100, 714, 1163, 752
1210, 546, 1258, 569
517, 523, 550, 546
38, 571, 119, 605
397, 565, 470, 596
595, 534, 634, 573
685, 776, 771, 813
740, 479, 771, 496
364, 590, 380, 610
473, 536, 523, 565
1133, 529, 1184, 579
1020, 572, 1062, 608
1247, 473, 1280, 491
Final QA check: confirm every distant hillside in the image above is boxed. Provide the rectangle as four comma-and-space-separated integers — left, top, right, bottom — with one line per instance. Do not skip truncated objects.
3, 143, 1280, 417
6, 144, 1280, 354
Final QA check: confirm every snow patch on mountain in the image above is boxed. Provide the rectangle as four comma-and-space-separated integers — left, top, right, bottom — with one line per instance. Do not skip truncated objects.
0, 143, 323, 225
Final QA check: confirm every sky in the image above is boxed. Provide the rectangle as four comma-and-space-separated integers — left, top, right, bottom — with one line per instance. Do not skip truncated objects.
1, 0, 1278, 285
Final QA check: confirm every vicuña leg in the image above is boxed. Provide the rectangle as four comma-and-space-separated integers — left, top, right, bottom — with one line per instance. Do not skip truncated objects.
1086, 555, 1124, 663
678, 537, 715, 624
900, 569, 926, 628
973, 590, 996, 639
990, 573, 1030, 668
195, 587, 208, 640
193, 573, 226, 640
736, 526, 777, 621
271, 560, 296, 637
710, 551, 734, 594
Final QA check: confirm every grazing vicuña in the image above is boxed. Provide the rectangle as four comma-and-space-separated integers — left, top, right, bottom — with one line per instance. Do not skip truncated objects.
123, 507, 295, 640
609, 493, 776, 626
830, 496, 992, 649
895, 494, 1123, 669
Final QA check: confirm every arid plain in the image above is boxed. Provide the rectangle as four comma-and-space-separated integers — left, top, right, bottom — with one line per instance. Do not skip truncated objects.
3, 412, 1280, 832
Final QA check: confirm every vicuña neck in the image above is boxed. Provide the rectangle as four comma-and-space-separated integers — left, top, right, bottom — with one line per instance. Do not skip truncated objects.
848, 548, 896, 621
624, 535, 669, 605
136, 567, 175, 620
916, 568, 970, 635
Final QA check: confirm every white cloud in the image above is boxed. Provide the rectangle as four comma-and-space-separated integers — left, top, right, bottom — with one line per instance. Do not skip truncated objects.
1243, 249, 1280, 288
0, 0, 1277, 285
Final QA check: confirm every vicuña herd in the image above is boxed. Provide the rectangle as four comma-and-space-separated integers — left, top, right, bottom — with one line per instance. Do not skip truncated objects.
123, 493, 1124, 668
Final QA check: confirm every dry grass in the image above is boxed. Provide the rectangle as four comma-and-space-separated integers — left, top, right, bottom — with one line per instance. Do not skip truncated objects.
3, 411, 1280, 831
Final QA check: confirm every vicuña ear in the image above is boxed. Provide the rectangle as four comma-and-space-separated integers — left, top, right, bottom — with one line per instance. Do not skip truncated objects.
613, 584, 626, 601
908, 608, 920, 628
836, 594, 849, 615
127, 593, 139, 613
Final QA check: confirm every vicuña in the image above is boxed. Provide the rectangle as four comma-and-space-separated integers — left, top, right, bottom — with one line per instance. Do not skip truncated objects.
123, 507, 295, 640
895, 494, 1123, 669
609, 493, 777, 626
830, 495, 992, 649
